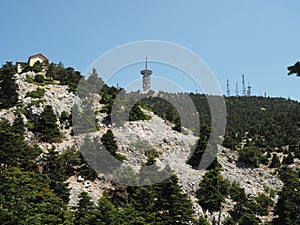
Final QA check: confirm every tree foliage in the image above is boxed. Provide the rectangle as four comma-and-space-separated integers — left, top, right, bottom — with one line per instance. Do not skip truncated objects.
0, 168, 71, 225
287, 61, 300, 76
0, 62, 19, 108
197, 167, 229, 212
35, 105, 61, 142
273, 167, 300, 225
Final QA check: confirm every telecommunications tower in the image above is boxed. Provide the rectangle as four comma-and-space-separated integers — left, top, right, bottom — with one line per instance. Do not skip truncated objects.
226, 78, 230, 96
140, 57, 152, 93
235, 82, 239, 96
242, 74, 246, 96
247, 82, 252, 97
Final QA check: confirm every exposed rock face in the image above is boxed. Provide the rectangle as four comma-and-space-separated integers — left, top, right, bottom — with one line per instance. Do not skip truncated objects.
0, 72, 285, 224
16, 72, 75, 118
219, 147, 283, 195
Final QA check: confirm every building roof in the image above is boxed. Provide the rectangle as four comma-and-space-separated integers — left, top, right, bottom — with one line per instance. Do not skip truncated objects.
28, 53, 48, 62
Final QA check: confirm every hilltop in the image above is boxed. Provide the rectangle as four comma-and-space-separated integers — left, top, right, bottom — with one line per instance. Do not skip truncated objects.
0, 61, 299, 224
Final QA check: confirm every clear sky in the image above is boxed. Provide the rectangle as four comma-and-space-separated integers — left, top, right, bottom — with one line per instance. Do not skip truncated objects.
1, 0, 300, 100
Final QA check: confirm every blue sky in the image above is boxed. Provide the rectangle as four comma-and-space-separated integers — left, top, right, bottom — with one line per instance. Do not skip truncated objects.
1, 0, 300, 100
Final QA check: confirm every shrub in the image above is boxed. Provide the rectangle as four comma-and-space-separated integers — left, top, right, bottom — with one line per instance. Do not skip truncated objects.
26, 88, 45, 98
269, 154, 281, 168
238, 146, 262, 167
34, 74, 45, 83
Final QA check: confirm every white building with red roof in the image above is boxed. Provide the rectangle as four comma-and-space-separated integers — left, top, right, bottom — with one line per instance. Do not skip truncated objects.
17, 53, 48, 73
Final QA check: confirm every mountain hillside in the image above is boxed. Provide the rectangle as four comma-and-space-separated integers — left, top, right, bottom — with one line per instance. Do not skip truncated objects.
0, 61, 299, 224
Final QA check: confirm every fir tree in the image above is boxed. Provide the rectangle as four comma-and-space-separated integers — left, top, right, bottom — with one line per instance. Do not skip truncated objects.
154, 174, 194, 224
36, 105, 60, 142
42, 146, 70, 203
74, 192, 97, 225
269, 154, 281, 168
0, 62, 18, 108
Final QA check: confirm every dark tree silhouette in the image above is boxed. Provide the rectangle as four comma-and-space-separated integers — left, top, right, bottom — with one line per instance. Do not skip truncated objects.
287, 61, 300, 76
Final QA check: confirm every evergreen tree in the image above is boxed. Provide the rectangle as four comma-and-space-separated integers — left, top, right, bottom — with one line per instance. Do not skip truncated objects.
86, 68, 104, 94
101, 129, 125, 161
129, 186, 157, 223
72, 100, 96, 135
187, 124, 220, 170
0, 119, 41, 171
42, 146, 70, 203
95, 194, 117, 225
129, 103, 151, 121
273, 168, 300, 225
154, 174, 194, 224
0, 168, 70, 225
269, 154, 281, 168
0, 62, 18, 108
238, 146, 262, 167
223, 216, 235, 225
197, 167, 229, 213
282, 152, 294, 165
74, 192, 97, 225
12, 113, 25, 136
196, 216, 210, 225
36, 105, 60, 142
238, 213, 260, 225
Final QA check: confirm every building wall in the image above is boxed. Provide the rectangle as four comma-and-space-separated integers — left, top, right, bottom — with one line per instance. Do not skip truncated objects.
29, 56, 46, 67
143, 75, 151, 93
17, 63, 23, 73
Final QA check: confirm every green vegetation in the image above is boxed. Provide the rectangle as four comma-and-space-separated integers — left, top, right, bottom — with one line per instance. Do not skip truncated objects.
46, 62, 83, 92
187, 124, 220, 170
101, 129, 126, 161
0, 118, 42, 171
273, 167, 300, 224
72, 173, 195, 225
287, 61, 300, 76
129, 140, 159, 158
98, 86, 151, 123
34, 105, 61, 142
269, 153, 281, 168
0, 62, 19, 109
0, 58, 299, 224
197, 167, 229, 212
26, 87, 46, 98
238, 146, 262, 167
21, 61, 45, 73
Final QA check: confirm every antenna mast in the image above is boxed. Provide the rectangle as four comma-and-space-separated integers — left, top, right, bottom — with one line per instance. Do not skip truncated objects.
242, 74, 246, 96
226, 78, 230, 96
247, 82, 252, 97
140, 56, 152, 93
235, 82, 239, 96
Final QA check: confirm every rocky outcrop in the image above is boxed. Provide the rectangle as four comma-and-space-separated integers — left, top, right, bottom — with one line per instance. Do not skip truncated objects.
0, 72, 285, 224
219, 147, 283, 196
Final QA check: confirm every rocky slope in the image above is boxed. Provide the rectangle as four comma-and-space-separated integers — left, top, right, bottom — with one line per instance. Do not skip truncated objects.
0, 71, 285, 224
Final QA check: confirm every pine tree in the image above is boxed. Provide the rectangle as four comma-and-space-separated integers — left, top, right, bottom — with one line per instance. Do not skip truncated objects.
12, 113, 25, 136
74, 192, 97, 225
197, 167, 229, 213
196, 216, 210, 225
101, 129, 125, 161
86, 68, 104, 94
36, 105, 60, 142
154, 174, 194, 224
0, 62, 18, 108
283, 152, 294, 165
0, 119, 41, 171
42, 146, 70, 203
269, 154, 281, 168
94, 194, 117, 225
273, 168, 300, 225
0, 168, 69, 225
